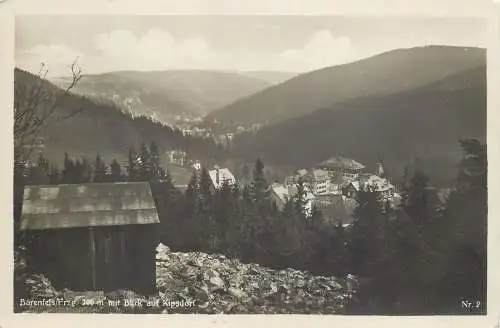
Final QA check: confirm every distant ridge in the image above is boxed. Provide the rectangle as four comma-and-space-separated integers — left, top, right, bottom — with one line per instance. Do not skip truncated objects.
50, 69, 273, 124
231, 64, 486, 186
206, 46, 485, 127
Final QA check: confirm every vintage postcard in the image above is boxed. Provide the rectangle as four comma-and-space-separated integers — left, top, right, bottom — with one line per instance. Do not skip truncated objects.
1, 0, 499, 327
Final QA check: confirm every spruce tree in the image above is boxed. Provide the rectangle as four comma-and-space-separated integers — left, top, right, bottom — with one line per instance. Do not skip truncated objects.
293, 176, 308, 217
138, 142, 151, 180
81, 158, 93, 183
403, 169, 433, 227
150, 141, 161, 180
348, 187, 388, 277
110, 159, 122, 182
73, 159, 83, 183
94, 153, 107, 183
48, 165, 60, 184
252, 158, 268, 203
127, 147, 135, 180
198, 167, 214, 249
62, 153, 74, 183
435, 138, 487, 313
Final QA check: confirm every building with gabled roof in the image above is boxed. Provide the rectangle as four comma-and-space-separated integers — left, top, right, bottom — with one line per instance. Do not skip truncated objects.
345, 174, 395, 201
271, 182, 316, 217
20, 182, 160, 295
310, 169, 330, 196
208, 167, 236, 190
316, 156, 365, 183
270, 183, 290, 211
317, 156, 365, 171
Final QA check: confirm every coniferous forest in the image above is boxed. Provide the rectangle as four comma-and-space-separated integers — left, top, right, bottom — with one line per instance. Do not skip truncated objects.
14, 137, 487, 315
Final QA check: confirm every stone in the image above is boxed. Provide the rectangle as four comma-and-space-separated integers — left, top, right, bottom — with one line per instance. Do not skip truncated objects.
228, 287, 248, 300
156, 243, 170, 254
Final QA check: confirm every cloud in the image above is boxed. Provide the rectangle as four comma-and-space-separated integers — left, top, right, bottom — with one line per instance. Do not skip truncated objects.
16, 44, 85, 77
16, 28, 357, 75
91, 28, 219, 72
277, 30, 355, 71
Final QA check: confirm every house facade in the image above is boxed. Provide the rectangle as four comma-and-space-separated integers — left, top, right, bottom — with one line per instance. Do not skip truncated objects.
311, 169, 330, 196
166, 149, 186, 166
284, 169, 310, 187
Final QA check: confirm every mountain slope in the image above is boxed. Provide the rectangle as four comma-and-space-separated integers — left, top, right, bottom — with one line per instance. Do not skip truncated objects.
206, 46, 485, 127
237, 71, 298, 85
231, 66, 486, 186
51, 70, 272, 123
15, 68, 223, 167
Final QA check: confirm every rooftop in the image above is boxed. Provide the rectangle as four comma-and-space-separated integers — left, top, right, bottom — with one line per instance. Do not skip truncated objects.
296, 169, 308, 176
271, 183, 289, 203
317, 156, 365, 171
311, 169, 329, 180
20, 182, 160, 230
208, 168, 236, 189
359, 174, 394, 192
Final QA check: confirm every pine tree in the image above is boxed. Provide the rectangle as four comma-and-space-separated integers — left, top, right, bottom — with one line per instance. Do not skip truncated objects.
348, 187, 388, 276
81, 158, 93, 183
37, 154, 49, 173
62, 153, 75, 184
199, 167, 212, 203
212, 181, 234, 252
293, 176, 308, 217
435, 138, 487, 312
48, 165, 60, 184
252, 158, 268, 203
150, 141, 161, 181
181, 171, 201, 249
138, 142, 151, 180
94, 153, 107, 183
402, 169, 433, 227
127, 147, 138, 181
110, 159, 122, 182
29, 154, 50, 184
198, 167, 215, 249
274, 199, 303, 267
73, 159, 83, 183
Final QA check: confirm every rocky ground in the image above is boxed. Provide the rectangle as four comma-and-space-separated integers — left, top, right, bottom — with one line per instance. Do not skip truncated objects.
17, 243, 351, 314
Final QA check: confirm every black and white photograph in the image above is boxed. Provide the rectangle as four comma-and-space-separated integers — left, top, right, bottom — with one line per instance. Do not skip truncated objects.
11, 11, 489, 316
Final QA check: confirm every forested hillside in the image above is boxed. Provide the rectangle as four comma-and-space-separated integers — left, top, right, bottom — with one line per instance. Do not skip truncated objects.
15, 68, 225, 167
231, 66, 486, 186
51, 70, 272, 123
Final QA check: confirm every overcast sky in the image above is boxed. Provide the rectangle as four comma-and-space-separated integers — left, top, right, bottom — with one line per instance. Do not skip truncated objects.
15, 15, 488, 77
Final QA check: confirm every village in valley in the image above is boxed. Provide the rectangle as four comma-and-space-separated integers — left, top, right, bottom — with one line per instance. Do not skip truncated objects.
164, 145, 400, 227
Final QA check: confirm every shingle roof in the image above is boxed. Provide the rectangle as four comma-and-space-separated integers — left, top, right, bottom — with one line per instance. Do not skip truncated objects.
318, 156, 365, 170
20, 182, 159, 230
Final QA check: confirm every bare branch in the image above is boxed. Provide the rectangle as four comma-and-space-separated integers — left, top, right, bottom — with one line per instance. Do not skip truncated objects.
14, 59, 83, 162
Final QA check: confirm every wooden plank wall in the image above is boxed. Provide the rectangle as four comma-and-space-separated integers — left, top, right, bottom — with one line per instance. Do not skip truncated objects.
26, 224, 159, 295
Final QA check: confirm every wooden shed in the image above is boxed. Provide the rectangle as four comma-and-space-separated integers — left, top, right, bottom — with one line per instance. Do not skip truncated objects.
20, 182, 160, 295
